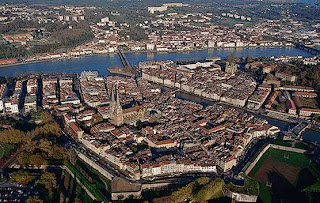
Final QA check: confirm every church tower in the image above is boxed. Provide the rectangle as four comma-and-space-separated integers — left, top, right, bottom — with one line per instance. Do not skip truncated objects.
225, 62, 237, 74
110, 84, 124, 126
109, 84, 116, 117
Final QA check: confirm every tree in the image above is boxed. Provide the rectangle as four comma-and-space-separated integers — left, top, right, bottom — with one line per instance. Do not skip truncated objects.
29, 154, 45, 168
26, 196, 43, 203
0, 128, 25, 144
36, 172, 57, 200
38, 139, 53, 158
67, 150, 78, 165
17, 152, 30, 166
136, 120, 143, 130
53, 146, 66, 160
40, 111, 54, 124
11, 170, 35, 185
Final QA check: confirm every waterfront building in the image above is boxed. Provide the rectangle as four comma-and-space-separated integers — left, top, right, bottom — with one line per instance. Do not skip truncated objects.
0, 84, 7, 112
4, 81, 22, 114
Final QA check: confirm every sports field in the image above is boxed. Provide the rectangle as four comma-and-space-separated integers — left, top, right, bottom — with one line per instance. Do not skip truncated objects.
249, 148, 310, 178
253, 158, 300, 184
249, 148, 320, 203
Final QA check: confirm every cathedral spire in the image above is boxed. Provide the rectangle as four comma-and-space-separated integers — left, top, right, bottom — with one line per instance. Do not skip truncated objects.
111, 84, 115, 102
116, 83, 121, 108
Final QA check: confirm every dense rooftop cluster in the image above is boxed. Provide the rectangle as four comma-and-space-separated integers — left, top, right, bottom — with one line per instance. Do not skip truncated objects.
140, 60, 256, 107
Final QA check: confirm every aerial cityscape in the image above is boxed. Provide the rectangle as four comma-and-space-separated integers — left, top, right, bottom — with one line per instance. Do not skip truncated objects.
0, 0, 319, 203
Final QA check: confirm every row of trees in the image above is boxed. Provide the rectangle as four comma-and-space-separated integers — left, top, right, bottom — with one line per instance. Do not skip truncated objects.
0, 111, 65, 168
17, 139, 66, 167
277, 61, 320, 92
22, 172, 57, 203
0, 121, 61, 144
12, 170, 58, 202
119, 26, 148, 41
9, 111, 62, 202
153, 177, 225, 203
0, 128, 27, 144
0, 18, 94, 59
0, 45, 28, 59
0, 19, 40, 34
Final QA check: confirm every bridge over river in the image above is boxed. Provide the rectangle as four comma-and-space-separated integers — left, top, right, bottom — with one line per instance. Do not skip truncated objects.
285, 121, 310, 139
294, 43, 320, 55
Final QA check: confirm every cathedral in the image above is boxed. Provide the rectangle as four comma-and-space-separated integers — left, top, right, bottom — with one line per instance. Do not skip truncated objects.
109, 84, 146, 126
225, 62, 237, 74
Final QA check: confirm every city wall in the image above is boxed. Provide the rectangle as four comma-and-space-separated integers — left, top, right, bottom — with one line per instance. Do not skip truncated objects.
112, 182, 171, 200
77, 152, 173, 200
64, 166, 97, 201
77, 152, 114, 180
223, 186, 258, 202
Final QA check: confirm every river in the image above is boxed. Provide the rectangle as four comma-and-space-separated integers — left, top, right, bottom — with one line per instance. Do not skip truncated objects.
0, 47, 313, 77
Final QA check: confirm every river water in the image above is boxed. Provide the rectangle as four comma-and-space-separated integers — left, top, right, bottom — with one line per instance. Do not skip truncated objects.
0, 47, 313, 77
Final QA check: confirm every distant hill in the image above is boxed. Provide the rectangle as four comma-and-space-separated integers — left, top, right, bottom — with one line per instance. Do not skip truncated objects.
0, 0, 310, 6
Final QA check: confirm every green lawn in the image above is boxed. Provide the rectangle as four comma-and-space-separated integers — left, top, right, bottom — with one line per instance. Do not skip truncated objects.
76, 159, 111, 191
303, 181, 320, 192
294, 142, 309, 150
308, 163, 320, 179
249, 148, 310, 177
0, 144, 15, 159
248, 147, 320, 203
62, 170, 93, 203
75, 183, 93, 203
65, 161, 110, 202
270, 140, 293, 147
258, 183, 272, 203
161, 177, 225, 203
225, 174, 259, 196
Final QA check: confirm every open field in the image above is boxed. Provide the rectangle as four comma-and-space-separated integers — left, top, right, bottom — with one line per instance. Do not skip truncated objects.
249, 148, 309, 177
253, 158, 300, 184
249, 148, 320, 203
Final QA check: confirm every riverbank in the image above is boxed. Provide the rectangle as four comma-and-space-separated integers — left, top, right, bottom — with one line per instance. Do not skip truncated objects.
0, 45, 300, 69
174, 88, 297, 124
0, 46, 314, 77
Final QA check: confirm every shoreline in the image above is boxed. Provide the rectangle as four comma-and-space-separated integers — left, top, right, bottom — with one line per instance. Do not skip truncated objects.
0, 45, 298, 69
